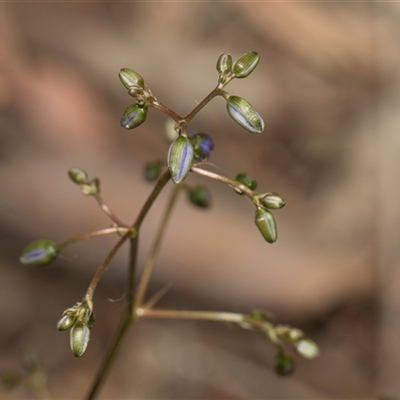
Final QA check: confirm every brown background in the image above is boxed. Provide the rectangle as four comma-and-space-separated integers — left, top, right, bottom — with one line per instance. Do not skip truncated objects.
0, 2, 399, 399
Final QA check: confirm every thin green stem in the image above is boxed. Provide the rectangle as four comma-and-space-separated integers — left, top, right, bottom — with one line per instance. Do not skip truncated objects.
85, 313, 131, 400
151, 100, 183, 123
56, 227, 125, 250
134, 185, 182, 309
127, 235, 139, 315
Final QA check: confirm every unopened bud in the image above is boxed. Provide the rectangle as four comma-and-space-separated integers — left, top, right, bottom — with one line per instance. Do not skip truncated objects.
144, 161, 163, 182
226, 95, 264, 134
188, 186, 211, 209
70, 321, 90, 357
167, 136, 194, 184
274, 352, 295, 376
235, 173, 257, 192
189, 132, 214, 160
57, 312, 76, 331
254, 207, 277, 243
294, 338, 320, 360
81, 178, 100, 196
259, 192, 285, 210
216, 53, 232, 75
68, 167, 89, 185
233, 51, 260, 78
118, 68, 145, 90
19, 239, 58, 266
120, 104, 148, 130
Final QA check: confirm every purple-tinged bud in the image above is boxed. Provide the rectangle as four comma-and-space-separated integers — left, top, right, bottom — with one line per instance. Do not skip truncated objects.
167, 136, 194, 184
19, 239, 58, 266
189, 132, 214, 160
226, 95, 264, 134
120, 104, 148, 130
254, 207, 277, 243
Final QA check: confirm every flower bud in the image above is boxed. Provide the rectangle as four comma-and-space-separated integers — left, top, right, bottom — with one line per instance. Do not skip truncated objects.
70, 321, 90, 357
254, 207, 277, 243
226, 95, 264, 134
118, 68, 145, 90
216, 53, 232, 75
19, 239, 58, 266
167, 136, 194, 184
189, 132, 214, 160
68, 167, 89, 185
274, 352, 295, 376
188, 186, 211, 209
121, 104, 148, 130
144, 161, 162, 182
57, 312, 76, 331
235, 173, 257, 192
294, 338, 320, 360
233, 51, 260, 78
259, 192, 285, 210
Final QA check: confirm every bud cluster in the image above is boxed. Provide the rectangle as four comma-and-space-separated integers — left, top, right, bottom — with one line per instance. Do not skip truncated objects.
57, 301, 94, 357
68, 167, 100, 196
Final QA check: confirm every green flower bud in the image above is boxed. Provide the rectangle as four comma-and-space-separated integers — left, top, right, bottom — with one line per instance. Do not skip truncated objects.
259, 192, 285, 210
120, 104, 148, 130
235, 173, 257, 192
68, 167, 89, 185
118, 68, 145, 90
216, 53, 232, 75
188, 186, 211, 209
144, 161, 163, 182
226, 95, 264, 134
57, 312, 76, 331
81, 178, 100, 196
189, 132, 214, 160
294, 338, 320, 360
233, 51, 260, 78
274, 352, 295, 376
70, 321, 90, 357
167, 136, 194, 184
19, 239, 58, 266
254, 207, 277, 243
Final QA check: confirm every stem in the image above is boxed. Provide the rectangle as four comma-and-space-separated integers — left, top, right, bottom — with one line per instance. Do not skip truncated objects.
127, 235, 139, 315
191, 165, 255, 198
183, 86, 221, 124
94, 194, 126, 227
85, 234, 130, 301
85, 313, 131, 400
56, 227, 124, 250
137, 308, 245, 324
134, 185, 182, 309
133, 169, 171, 229
151, 100, 182, 122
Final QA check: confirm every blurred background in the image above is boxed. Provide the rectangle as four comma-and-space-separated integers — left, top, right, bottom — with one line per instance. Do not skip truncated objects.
0, 2, 399, 399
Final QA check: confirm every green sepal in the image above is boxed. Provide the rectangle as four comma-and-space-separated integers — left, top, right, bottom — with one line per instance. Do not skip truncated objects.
120, 104, 148, 130
226, 95, 264, 134
167, 136, 194, 184
254, 207, 277, 243
19, 239, 58, 266
233, 51, 260, 78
